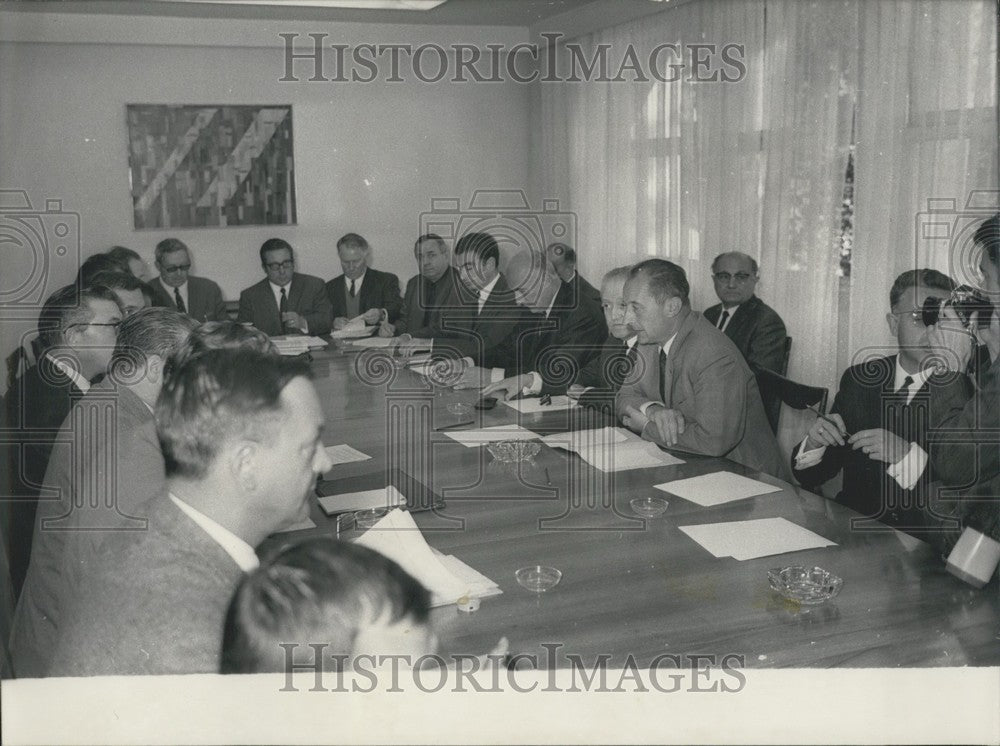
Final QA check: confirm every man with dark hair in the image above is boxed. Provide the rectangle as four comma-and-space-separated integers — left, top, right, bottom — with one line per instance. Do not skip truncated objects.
11, 307, 197, 678
703, 252, 787, 432
221, 537, 434, 674
795, 268, 971, 536
106, 246, 150, 282
929, 214, 1000, 544
380, 234, 459, 339
326, 233, 402, 331
48, 349, 333, 676
238, 238, 333, 336
616, 259, 786, 478
87, 270, 148, 316
149, 238, 227, 323
1, 284, 122, 599
77, 253, 127, 285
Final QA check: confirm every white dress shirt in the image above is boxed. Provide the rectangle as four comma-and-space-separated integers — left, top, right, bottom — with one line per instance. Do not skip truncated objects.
48, 353, 91, 394
169, 494, 259, 572
717, 304, 738, 332
269, 279, 291, 309
477, 273, 500, 314
159, 277, 188, 310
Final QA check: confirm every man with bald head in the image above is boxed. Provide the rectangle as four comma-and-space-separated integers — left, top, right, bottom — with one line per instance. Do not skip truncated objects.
703, 252, 787, 431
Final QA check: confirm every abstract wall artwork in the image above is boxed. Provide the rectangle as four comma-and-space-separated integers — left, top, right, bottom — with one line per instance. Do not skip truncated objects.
127, 104, 296, 229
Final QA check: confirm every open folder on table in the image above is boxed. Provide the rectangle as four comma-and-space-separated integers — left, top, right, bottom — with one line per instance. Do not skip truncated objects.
355, 509, 502, 607
679, 517, 836, 561
540, 427, 684, 471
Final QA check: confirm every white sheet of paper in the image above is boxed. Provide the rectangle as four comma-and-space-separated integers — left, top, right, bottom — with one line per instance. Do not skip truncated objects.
541, 426, 630, 451
275, 516, 317, 533
679, 517, 836, 561
347, 336, 394, 348
324, 444, 371, 465
502, 395, 578, 414
443, 424, 540, 448
270, 337, 311, 356
582, 439, 685, 471
318, 485, 405, 515
654, 471, 783, 507
355, 509, 500, 606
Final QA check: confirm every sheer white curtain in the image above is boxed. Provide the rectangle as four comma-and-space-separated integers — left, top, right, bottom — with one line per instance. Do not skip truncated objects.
850, 0, 998, 365
535, 0, 854, 395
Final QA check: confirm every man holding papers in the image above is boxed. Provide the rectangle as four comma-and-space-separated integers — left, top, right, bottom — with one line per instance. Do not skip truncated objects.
616, 259, 787, 479
238, 239, 333, 336
327, 233, 403, 332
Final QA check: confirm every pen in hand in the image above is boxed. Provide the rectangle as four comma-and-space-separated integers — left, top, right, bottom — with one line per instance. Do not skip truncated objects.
806, 405, 850, 439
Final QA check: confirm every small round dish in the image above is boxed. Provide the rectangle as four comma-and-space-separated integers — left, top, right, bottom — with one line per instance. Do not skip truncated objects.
447, 402, 472, 417
515, 565, 562, 592
354, 507, 389, 530
630, 496, 668, 518
487, 439, 542, 463
768, 566, 843, 605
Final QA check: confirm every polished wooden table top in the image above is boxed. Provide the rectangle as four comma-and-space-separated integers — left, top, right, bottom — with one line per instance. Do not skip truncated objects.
283, 344, 1000, 669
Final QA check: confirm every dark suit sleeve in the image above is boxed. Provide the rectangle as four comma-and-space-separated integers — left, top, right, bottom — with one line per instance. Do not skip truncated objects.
379, 273, 403, 323
236, 290, 252, 325
301, 279, 333, 336
207, 281, 227, 322
746, 306, 787, 375
930, 367, 996, 489
791, 368, 852, 488
395, 278, 415, 336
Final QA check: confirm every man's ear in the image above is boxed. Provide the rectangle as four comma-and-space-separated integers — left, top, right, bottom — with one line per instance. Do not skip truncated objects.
145, 354, 164, 385
886, 311, 899, 337
665, 296, 684, 317
229, 442, 258, 492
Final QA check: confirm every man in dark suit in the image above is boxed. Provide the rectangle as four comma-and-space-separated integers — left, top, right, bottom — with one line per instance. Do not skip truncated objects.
703, 252, 787, 432
11, 307, 196, 678
616, 259, 787, 479
237, 238, 333, 336
47, 349, 334, 676
148, 238, 228, 323
794, 269, 971, 537
326, 233, 402, 331
1, 285, 123, 599
380, 233, 460, 339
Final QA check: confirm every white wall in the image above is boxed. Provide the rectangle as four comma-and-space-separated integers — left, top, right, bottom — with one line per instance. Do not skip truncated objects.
0, 11, 532, 385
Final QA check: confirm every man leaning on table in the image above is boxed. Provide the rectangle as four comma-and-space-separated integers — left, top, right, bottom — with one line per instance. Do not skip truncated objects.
326, 232, 402, 332
793, 269, 972, 537
616, 259, 787, 479
237, 238, 333, 336
47, 349, 334, 676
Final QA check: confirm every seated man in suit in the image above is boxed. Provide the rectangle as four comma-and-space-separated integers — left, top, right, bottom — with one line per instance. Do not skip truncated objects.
703, 252, 787, 432
616, 259, 787, 479
379, 233, 459, 339
795, 269, 971, 535
149, 238, 227, 322
416, 231, 522, 370
48, 349, 334, 676
87, 270, 149, 316
221, 538, 435, 674
238, 238, 333, 336
327, 233, 402, 331
106, 245, 151, 282
546, 242, 603, 309
11, 307, 197, 678
1, 284, 122, 600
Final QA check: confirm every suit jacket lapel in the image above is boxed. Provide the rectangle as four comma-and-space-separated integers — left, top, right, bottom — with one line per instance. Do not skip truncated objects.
663, 314, 700, 405
286, 275, 303, 313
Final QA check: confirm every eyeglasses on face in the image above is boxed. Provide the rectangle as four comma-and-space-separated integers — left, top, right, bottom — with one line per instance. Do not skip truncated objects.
161, 264, 191, 274
265, 260, 294, 271
712, 272, 754, 283
893, 309, 927, 326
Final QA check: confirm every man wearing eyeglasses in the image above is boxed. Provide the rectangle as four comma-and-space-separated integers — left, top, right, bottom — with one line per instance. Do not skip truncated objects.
793, 269, 972, 538
237, 238, 333, 336
1, 284, 122, 600
703, 252, 787, 432
149, 238, 227, 323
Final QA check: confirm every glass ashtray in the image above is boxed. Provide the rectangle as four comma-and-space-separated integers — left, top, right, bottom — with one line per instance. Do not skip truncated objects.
447, 402, 472, 417
630, 496, 668, 518
515, 565, 562, 592
768, 566, 843, 605
354, 507, 389, 530
487, 439, 541, 463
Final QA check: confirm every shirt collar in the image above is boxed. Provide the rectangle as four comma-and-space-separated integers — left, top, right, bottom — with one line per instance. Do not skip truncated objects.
46, 352, 91, 393
626, 335, 638, 349
661, 334, 677, 357
269, 279, 291, 294
478, 273, 500, 301
895, 358, 932, 393
169, 494, 259, 572
161, 277, 187, 293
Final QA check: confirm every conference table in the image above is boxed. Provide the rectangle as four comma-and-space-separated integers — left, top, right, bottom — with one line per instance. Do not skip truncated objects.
272, 341, 1000, 670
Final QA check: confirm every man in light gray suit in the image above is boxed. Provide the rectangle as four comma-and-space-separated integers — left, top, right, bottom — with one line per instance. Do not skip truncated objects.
47, 349, 333, 676
616, 259, 787, 480
11, 307, 196, 678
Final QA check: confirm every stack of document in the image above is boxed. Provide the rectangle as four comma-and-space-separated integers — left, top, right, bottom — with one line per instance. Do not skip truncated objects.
271, 336, 328, 356
443, 424, 540, 448
318, 485, 406, 515
541, 427, 684, 471
324, 444, 371, 466
654, 471, 782, 507
331, 315, 373, 339
679, 517, 836, 561
355, 509, 502, 607
502, 395, 578, 414
348, 337, 395, 349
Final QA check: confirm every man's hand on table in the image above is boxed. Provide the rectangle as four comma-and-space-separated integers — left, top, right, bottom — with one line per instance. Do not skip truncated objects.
482, 374, 532, 400
646, 405, 685, 446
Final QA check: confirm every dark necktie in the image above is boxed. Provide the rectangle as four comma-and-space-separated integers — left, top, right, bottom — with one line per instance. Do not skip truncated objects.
897, 375, 914, 395
659, 348, 668, 401
279, 287, 287, 322
717, 309, 729, 330
174, 288, 186, 314
349, 279, 357, 298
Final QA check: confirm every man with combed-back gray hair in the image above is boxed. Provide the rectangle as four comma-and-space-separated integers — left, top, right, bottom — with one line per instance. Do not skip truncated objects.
48, 349, 333, 676
11, 306, 197, 678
